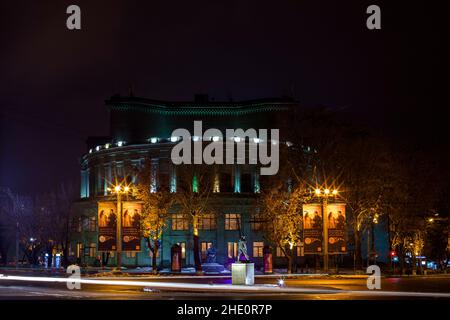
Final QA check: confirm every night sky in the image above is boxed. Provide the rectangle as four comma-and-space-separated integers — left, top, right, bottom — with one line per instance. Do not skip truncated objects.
0, 1, 447, 195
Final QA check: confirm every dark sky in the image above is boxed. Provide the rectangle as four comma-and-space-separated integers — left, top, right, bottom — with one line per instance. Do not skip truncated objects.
0, 1, 447, 195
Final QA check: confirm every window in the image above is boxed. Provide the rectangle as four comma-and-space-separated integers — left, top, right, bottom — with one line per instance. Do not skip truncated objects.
250, 213, 264, 231
179, 242, 186, 259
276, 246, 286, 257
227, 242, 238, 259
76, 243, 83, 259
71, 217, 82, 233
126, 251, 136, 258
88, 217, 97, 232
172, 214, 188, 230
82, 217, 89, 231
199, 214, 216, 230
89, 243, 96, 258
201, 242, 213, 261
296, 246, 303, 257
68, 244, 75, 257
225, 214, 241, 231
253, 242, 264, 258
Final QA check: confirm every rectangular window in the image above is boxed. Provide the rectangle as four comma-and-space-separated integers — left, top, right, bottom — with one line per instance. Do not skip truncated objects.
71, 217, 82, 233
199, 214, 216, 230
126, 251, 136, 258
225, 214, 241, 231
88, 216, 97, 232
276, 246, 286, 257
76, 243, 83, 259
179, 242, 186, 259
253, 242, 264, 258
82, 217, 89, 231
250, 213, 263, 231
172, 214, 188, 231
201, 241, 213, 261
227, 242, 238, 259
89, 243, 96, 258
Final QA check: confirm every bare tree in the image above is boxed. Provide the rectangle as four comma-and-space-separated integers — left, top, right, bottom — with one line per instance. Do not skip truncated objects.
135, 159, 175, 273
174, 164, 214, 273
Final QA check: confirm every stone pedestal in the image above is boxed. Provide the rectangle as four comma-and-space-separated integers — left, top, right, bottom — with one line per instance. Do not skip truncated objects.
232, 263, 254, 285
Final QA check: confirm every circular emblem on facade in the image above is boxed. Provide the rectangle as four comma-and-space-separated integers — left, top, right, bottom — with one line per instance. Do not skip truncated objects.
99, 236, 106, 243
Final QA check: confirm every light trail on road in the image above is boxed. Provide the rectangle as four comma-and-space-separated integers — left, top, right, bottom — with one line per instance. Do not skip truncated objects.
1, 274, 450, 298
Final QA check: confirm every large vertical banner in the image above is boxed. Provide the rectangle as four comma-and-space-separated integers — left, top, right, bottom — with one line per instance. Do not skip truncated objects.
98, 202, 117, 251
326, 203, 347, 253
122, 202, 142, 251
303, 204, 323, 254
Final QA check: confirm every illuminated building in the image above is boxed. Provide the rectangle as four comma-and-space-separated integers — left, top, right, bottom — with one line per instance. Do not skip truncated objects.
69, 94, 296, 269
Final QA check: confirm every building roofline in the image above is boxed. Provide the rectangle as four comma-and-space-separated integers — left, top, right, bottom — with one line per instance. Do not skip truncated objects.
105, 95, 297, 116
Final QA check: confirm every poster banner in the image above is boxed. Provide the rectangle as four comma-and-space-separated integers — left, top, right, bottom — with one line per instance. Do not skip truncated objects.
122, 202, 142, 251
326, 203, 347, 253
98, 202, 117, 251
302, 204, 323, 254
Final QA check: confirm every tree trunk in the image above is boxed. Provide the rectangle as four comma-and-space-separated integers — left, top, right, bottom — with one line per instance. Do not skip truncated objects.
286, 255, 293, 274
192, 216, 202, 273
399, 248, 406, 275
354, 229, 362, 270
152, 237, 159, 274
193, 233, 202, 273
62, 241, 69, 267
412, 254, 417, 276
102, 252, 110, 267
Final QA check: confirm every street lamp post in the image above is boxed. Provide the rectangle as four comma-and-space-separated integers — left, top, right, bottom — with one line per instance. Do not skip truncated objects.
315, 188, 338, 273
116, 190, 122, 271
109, 184, 131, 272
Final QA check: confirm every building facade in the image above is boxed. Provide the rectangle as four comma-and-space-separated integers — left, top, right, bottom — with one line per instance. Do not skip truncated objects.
69, 94, 302, 270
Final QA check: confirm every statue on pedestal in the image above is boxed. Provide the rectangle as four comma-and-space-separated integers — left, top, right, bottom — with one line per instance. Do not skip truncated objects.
238, 235, 250, 262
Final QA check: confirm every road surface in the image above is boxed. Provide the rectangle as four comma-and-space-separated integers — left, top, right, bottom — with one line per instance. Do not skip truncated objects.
0, 271, 449, 300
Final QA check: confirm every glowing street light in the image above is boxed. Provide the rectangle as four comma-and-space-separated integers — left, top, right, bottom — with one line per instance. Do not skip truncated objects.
109, 183, 133, 272
312, 187, 340, 273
